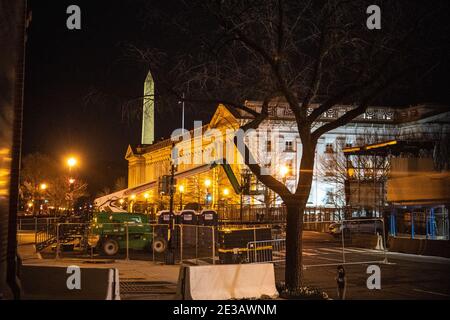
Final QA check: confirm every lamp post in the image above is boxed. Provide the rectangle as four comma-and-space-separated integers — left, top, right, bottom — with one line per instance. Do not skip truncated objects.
66, 157, 77, 215
280, 165, 289, 184
204, 179, 211, 208
144, 193, 150, 218
68, 178, 75, 215
130, 194, 136, 213
222, 188, 229, 217
39, 183, 47, 215
178, 185, 184, 210
67, 157, 77, 169
165, 152, 176, 265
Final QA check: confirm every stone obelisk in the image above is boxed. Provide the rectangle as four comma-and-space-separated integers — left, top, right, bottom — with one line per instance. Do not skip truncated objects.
142, 71, 154, 145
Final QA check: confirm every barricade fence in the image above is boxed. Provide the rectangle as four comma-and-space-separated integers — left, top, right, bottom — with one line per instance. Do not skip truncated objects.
37, 222, 216, 264
17, 217, 59, 232
244, 218, 388, 268
31, 218, 388, 268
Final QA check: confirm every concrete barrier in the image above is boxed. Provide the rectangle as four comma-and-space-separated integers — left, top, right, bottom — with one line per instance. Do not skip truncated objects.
176, 263, 278, 300
347, 234, 378, 249
388, 236, 450, 258
20, 265, 120, 300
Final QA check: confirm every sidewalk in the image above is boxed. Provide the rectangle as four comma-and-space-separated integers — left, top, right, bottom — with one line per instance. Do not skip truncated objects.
18, 231, 450, 300
17, 234, 181, 300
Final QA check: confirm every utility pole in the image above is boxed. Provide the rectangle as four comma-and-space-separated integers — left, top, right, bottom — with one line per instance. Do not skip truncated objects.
181, 92, 185, 132
240, 172, 244, 222
165, 143, 177, 264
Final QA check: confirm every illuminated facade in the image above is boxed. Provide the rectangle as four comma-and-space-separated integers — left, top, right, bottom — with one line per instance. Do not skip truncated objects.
124, 102, 450, 212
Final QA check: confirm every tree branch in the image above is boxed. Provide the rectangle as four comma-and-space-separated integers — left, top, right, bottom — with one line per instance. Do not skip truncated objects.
232, 96, 291, 196
311, 67, 415, 141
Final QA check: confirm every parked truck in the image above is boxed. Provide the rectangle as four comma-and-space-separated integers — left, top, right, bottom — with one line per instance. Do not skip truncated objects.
89, 212, 167, 256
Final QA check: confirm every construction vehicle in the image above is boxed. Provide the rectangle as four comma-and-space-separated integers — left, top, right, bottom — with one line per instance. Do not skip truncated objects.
89, 212, 167, 256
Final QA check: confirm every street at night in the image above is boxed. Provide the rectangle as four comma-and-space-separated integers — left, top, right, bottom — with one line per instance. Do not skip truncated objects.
1, 0, 450, 317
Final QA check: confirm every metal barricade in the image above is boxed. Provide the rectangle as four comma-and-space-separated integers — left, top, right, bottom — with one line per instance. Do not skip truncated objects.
247, 239, 286, 263
242, 218, 388, 268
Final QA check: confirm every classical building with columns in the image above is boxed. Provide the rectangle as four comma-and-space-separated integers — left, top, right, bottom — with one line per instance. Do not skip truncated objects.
119, 100, 449, 219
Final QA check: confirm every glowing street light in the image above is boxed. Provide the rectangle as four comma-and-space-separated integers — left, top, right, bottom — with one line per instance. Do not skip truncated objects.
68, 178, 75, 184
280, 165, 289, 178
204, 179, 211, 187
223, 188, 230, 196
67, 157, 77, 168
40, 183, 47, 191
178, 185, 185, 193
143, 193, 150, 199
130, 194, 136, 200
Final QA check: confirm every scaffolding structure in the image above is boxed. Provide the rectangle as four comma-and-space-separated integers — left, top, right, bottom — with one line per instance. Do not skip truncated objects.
343, 140, 449, 240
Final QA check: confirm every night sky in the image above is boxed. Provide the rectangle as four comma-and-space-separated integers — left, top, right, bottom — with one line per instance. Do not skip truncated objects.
23, 0, 209, 195
23, 1, 450, 197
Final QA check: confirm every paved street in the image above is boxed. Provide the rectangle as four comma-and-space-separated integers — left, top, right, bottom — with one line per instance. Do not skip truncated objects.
274, 231, 450, 299
18, 230, 450, 299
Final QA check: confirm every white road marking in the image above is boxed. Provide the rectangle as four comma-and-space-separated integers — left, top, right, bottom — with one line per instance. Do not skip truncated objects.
413, 289, 450, 297
313, 255, 343, 262
344, 248, 372, 253
318, 248, 345, 254
302, 251, 317, 256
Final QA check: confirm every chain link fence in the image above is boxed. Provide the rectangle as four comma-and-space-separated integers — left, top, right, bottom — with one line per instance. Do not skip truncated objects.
29, 217, 388, 268
243, 219, 388, 268
33, 221, 216, 264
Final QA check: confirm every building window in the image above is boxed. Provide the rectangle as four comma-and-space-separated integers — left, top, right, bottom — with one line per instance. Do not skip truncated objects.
285, 141, 294, 152
325, 143, 334, 153
266, 140, 272, 152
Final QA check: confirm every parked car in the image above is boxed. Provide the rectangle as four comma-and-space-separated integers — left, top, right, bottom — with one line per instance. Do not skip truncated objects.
328, 219, 384, 237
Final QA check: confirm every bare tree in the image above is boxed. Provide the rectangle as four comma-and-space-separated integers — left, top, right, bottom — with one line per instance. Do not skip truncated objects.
126, 0, 448, 290
20, 153, 88, 212
317, 132, 393, 218
96, 187, 112, 199
113, 176, 127, 192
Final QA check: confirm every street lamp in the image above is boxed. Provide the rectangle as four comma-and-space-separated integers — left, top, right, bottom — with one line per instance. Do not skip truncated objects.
39, 183, 47, 215
129, 194, 136, 213
67, 157, 77, 168
144, 193, 150, 214
204, 179, 212, 207
280, 165, 289, 178
65, 157, 78, 215
178, 185, 184, 210
222, 188, 230, 212
66, 178, 76, 215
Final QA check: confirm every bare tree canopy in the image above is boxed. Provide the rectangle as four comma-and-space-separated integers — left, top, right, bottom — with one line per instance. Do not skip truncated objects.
20, 153, 88, 212
124, 0, 449, 290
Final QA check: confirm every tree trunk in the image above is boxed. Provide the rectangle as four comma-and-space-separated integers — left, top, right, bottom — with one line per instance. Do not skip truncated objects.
284, 144, 315, 290
285, 203, 304, 290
